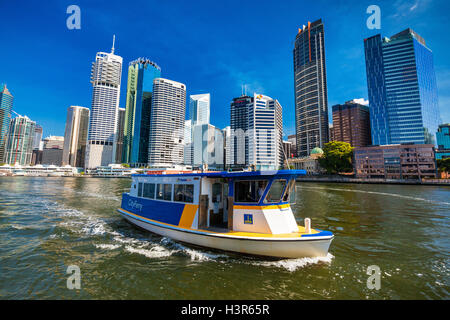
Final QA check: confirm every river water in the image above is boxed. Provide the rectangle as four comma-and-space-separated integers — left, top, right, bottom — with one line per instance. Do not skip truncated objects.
0, 177, 448, 299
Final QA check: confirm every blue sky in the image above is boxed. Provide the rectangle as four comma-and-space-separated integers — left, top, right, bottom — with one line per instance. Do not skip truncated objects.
0, 0, 449, 138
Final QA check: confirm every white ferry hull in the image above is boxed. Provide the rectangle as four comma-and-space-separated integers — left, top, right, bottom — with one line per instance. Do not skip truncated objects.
119, 210, 333, 259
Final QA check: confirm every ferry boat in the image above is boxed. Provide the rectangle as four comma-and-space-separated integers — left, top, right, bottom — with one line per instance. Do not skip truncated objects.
118, 170, 334, 258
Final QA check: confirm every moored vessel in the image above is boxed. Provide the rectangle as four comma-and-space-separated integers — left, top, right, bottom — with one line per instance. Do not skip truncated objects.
118, 170, 333, 258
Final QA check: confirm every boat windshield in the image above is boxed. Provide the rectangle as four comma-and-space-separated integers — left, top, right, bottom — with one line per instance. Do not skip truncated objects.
264, 179, 287, 203
282, 179, 296, 204
235, 180, 268, 203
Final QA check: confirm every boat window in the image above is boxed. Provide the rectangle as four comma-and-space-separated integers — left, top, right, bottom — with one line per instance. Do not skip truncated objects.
143, 183, 155, 199
235, 180, 268, 203
138, 183, 143, 197
212, 183, 222, 203
156, 184, 164, 200
265, 180, 287, 203
174, 184, 194, 203
164, 184, 172, 201
284, 179, 297, 204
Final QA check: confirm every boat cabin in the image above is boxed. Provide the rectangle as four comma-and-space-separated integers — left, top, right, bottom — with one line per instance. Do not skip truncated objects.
124, 170, 305, 235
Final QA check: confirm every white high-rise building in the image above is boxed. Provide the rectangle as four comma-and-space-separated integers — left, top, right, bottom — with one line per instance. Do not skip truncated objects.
189, 93, 210, 125
192, 123, 224, 170
85, 37, 123, 169
229, 93, 283, 170
248, 93, 283, 170
148, 78, 186, 167
184, 119, 193, 165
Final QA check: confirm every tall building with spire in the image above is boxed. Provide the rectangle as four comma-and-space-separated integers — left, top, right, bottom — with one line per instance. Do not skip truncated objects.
364, 28, 441, 145
0, 84, 13, 163
62, 106, 90, 167
85, 36, 123, 169
122, 58, 161, 166
293, 19, 329, 157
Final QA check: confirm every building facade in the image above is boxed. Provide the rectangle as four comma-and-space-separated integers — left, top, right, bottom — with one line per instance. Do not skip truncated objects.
229, 94, 283, 170
192, 123, 224, 170
42, 136, 64, 166
62, 106, 90, 167
354, 144, 437, 179
364, 29, 441, 146
293, 19, 329, 157
5, 115, 36, 165
115, 107, 125, 164
230, 95, 252, 167
32, 125, 43, 151
189, 93, 210, 125
148, 78, 186, 167
122, 58, 161, 165
85, 39, 123, 169
436, 123, 450, 160
332, 99, 372, 147
0, 84, 13, 163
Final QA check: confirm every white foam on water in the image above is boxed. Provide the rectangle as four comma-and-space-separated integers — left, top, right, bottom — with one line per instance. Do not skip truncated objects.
160, 237, 228, 261
253, 253, 334, 272
95, 244, 121, 250
125, 245, 174, 258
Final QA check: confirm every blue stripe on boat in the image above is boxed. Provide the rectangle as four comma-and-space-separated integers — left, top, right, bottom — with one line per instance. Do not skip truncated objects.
121, 193, 185, 226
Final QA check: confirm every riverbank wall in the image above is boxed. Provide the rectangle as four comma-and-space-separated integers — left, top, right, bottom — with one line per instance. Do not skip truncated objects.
297, 176, 450, 186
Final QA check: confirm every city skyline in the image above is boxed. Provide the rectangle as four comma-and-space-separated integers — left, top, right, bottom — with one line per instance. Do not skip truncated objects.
1, 0, 449, 139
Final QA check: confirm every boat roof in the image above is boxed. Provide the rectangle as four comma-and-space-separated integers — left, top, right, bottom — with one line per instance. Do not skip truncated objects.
132, 170, 306, 178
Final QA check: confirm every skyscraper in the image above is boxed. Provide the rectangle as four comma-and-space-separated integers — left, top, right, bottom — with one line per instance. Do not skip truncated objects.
248, 94, 283, 170
32, 125, 43, 150
115, 107, 125, 164
0, 84, 13, 163
230, 95, 252, 167
122, 58, 161, 165
62, 106, 90, 167
229, 93, 283, 170
293, 19, 329, 157
364, 28, 441, 146
189, 93, 210, 125
192, 123, 224, 169
332, 99, 372, 147
85, 37, 123, 169
5, 115, 36, 165
148, 78, 186, 167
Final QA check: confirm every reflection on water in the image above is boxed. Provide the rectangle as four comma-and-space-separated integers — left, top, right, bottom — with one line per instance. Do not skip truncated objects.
0, 177, 448, 299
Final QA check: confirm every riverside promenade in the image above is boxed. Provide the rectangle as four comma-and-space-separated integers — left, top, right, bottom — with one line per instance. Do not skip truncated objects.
297, 175, 450, 186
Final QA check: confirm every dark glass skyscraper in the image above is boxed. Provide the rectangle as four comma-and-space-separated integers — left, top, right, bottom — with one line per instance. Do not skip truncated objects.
364, 29, 441, 146
122, 58, 161, 165
0, 84, 13, 163
293, 19, 329, 157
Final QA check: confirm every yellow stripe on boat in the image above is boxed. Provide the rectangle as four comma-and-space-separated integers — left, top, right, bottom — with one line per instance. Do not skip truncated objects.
178, 204, 198, 228
233, 204, 291, 210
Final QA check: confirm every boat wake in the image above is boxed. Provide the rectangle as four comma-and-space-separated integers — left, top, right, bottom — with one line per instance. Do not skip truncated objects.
250, 253, 334, 272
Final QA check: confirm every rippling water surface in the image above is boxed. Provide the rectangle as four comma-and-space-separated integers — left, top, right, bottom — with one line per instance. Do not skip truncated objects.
0, 177, 448, 299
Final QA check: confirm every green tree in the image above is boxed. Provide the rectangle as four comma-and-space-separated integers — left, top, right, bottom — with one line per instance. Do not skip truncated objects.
437, 158, 450, 172
318, 141, 354, 174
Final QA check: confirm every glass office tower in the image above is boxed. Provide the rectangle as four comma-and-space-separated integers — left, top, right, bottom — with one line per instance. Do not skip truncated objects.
364, 29, 441, 146
0, 84, 13, 163
293, 19, 329, 157
122, 58, 161, 166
